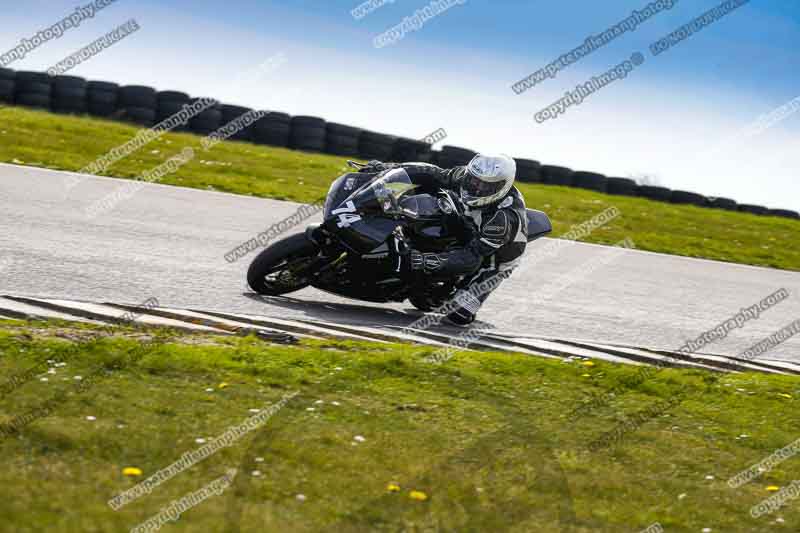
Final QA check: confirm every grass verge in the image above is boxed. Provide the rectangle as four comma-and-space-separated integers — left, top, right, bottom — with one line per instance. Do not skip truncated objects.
0, 106, 798, 271
0, 318, 798, 532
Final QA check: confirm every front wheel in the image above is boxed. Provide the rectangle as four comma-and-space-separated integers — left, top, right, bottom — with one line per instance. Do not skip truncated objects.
247, 233, 320, 296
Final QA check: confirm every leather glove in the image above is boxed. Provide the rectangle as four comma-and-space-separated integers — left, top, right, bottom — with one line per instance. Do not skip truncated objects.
409, 249, 447, 273
360, 160, 397, 173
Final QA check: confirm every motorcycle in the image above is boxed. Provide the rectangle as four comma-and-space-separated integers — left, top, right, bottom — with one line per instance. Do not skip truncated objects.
246, 162, 552, 311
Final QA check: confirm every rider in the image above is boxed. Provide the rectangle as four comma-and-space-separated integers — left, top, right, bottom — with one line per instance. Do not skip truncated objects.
359, 153, 528, 326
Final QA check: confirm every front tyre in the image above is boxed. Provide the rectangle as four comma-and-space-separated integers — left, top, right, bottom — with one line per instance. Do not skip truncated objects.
247, 233, 319, 296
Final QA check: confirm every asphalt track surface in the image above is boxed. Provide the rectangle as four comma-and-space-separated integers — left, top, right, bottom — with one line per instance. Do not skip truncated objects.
1, 163, 799, 362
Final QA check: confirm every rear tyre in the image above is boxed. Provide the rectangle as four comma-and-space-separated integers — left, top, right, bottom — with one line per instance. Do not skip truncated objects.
247, 233, 319, 296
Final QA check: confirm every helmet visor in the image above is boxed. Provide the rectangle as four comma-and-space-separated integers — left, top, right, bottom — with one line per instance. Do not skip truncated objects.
462, 171, 506, 200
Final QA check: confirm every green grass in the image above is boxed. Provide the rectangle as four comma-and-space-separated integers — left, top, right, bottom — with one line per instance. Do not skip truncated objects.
1, 106, 799, 271
1, 318, 799, 532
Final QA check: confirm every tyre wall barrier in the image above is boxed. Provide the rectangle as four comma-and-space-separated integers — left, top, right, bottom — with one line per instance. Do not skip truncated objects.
514, 158, 542, 184
540, 165, 573, 186
13, 71, 52, 110
87, 80, 119, 118
0, 67, 796, 221
0, 68, 16, 104
52, 75, 88, 115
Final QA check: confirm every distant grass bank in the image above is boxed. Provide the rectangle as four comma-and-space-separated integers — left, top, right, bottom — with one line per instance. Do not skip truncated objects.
1, 318, 799, 531
1, 106, 798, 271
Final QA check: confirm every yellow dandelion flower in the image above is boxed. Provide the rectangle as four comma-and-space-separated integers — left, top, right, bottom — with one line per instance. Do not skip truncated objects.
409, 490, 428, 501
582, 361, 595, 367
218, 382, 229, 389
123, 467, 143, 477
387, 483, 400, 492
767, 486, 780, 492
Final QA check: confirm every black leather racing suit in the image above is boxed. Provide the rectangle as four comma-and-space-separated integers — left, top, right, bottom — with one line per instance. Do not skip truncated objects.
365, 162, 529, 325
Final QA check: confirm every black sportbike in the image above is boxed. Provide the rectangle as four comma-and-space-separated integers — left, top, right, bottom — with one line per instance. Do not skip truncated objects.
247, 163, 552, 311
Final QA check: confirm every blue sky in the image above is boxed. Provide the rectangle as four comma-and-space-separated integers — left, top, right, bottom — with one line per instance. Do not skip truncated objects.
5, 0, 800, 210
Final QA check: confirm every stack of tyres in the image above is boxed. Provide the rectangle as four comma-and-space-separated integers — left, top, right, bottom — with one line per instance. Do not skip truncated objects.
325, 123, 362, 156
358, 131, 396, 161
52, 75, 88, 115
606, 177, 638, 196
221, 104, 256, 141
514, 158, 542, 183
636, 185, 672, 202
670, 190, 707, 206
768, 209, 800, 220
707, 197, 738, 211
156, 90, 191, 130
252, 112, 291, 147
14, 71, 51, 110
572, 171, 608, 192
87, 81, 119, 117
0, 68, 15, 104
540, 165, 574, 186
392, 137, 430, 163
188, 97, 222, 134
289, 116, 326, 152
437, 146, 476, 169
118, 85, 157, 126
738, 204, 768, 215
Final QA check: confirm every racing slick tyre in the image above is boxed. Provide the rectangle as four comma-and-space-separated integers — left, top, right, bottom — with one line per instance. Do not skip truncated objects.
247, 233, 320, 296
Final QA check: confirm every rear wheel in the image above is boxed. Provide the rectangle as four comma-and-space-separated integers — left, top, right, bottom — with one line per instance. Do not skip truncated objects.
247, 233, 319, 296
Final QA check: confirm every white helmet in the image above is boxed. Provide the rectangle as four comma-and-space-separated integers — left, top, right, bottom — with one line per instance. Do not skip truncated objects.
460, 154, 516, 207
